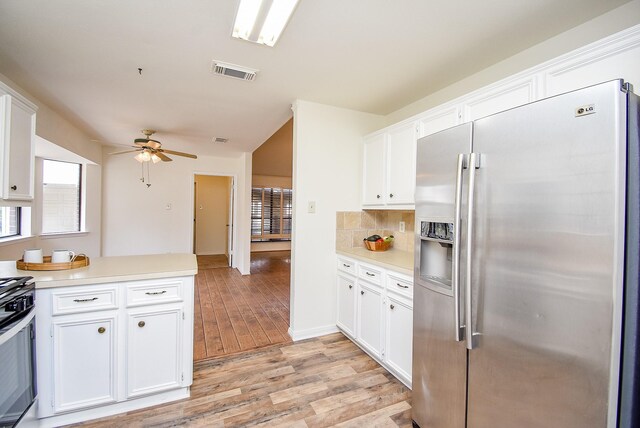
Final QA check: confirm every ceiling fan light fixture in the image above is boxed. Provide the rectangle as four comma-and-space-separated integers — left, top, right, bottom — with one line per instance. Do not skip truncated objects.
135, 150, 152, 163
134, 152, 145, 163
232, 0, 299, 47
151, 154, 162, 163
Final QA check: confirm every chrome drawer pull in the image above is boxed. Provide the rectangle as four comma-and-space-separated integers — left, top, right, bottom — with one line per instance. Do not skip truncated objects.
73, 297, 98, 303
396, 283, 409, 289
343, 263, 351, 268
348, 285, 353, 289
145, 290, 167, 295
365, 272, 375, 277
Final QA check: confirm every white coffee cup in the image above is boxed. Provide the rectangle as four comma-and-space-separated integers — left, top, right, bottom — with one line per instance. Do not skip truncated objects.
51, 250, 76, 263
23, 248, 44, 263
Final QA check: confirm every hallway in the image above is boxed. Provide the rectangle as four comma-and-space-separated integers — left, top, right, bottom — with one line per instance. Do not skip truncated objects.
193, 251, 292, 360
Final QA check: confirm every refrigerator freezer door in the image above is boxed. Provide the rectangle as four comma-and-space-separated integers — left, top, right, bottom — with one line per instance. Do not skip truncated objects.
412, 284, 467, 428
413, 123, 471, 428
467, 80, 626, 427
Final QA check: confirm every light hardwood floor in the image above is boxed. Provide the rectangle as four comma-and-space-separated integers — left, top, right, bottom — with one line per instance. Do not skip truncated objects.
194, 251, 292, 360
73, 333, 413, 427
71, 251, 414, 426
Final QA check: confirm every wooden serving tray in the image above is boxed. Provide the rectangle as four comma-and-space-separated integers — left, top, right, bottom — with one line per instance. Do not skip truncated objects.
16, 255, 90, 271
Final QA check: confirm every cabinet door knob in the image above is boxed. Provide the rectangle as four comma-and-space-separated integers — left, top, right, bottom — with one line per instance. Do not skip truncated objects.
389, 193, 394, 198
98, 327, 106, 334
361, 290, 365, 295
376, 194, 381, 199
10, 185, 17, 191
348, 284, 353, 289
390, 304, 395, 310
138, 321, 146, 328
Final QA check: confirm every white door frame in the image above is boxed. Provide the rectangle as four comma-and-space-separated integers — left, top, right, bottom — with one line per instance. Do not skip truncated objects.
190, 172, 237, 268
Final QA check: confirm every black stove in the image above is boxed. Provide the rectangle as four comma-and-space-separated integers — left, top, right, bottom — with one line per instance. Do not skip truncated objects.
0, 276, 34, 331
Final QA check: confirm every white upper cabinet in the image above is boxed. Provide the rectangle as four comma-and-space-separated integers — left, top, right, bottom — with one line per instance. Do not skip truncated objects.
362, 132, 386, 205
461, 76, 538, 122
362, 121, 417, 209
386, 122, 417, 206
0, 90, 36, 201
418, 106, 461, 138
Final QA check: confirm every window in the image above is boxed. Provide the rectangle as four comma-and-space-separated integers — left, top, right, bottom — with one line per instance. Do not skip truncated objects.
251, 187, 292, 241
0, 207, 20, 238
42, 159, 81, 234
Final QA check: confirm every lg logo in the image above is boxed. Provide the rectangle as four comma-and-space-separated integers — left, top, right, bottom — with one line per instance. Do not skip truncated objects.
575, 104, 596, 117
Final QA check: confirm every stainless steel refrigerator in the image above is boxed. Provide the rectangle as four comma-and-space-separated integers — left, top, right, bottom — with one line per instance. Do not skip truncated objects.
412, 79, 640, 428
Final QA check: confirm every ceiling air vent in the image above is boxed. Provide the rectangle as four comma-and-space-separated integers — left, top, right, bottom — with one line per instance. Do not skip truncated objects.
212, 137, 228, 144
211, 61, 258, 81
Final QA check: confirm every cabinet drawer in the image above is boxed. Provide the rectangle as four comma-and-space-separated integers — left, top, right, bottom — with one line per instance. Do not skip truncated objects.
358, 264, 383, 285
337, 257, 357, 276
387, 273, 413, 299
126, 280, 183, 307
52, 287, 118, 315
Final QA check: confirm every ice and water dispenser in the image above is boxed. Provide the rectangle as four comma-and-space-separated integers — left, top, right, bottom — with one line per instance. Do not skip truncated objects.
417, 220, 454, 290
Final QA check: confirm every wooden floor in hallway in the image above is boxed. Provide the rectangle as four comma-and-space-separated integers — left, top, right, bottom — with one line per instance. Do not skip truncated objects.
73, 333, 413, 427
193, 250, 293, 361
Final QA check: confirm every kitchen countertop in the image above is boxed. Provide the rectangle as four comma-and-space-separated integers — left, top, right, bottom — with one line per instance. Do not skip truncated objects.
0, 253, 198, 288
336, 247, 414, 276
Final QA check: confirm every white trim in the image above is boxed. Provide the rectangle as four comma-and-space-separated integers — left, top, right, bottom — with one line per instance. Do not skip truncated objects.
0, 234, 35, 247
288, 324, 338, 341
39, 231, 89, 239
0, 80, 38, 112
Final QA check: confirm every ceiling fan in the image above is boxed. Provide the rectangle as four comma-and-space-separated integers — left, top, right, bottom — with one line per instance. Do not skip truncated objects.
109, 129, 197, 163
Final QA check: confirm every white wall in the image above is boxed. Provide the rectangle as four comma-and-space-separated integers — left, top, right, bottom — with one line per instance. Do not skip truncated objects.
195, 175, 230, 256
101, 148, 252, 274
0, 73, 102, 261
289, 100, 383, 340
385, 0, 640, 125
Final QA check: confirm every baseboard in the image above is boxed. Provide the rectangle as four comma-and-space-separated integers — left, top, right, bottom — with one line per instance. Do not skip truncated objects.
288, 324, 339, 341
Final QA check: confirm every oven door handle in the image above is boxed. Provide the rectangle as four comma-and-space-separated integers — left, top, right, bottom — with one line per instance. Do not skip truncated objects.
0, 308, 35, 347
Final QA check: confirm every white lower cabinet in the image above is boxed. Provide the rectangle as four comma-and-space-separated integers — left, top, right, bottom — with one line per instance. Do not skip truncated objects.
53, 314, 117, 413
36, 277, 194, 424
336, 274, 356, 338
127, 307, 182, 398
336, 255, 413, 387
385, 293, 413, 384
356, 281, 384, 358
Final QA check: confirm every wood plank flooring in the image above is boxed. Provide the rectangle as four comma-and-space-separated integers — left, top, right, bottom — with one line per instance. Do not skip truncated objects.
73, 333, 413, 427
194, 251, 293, 360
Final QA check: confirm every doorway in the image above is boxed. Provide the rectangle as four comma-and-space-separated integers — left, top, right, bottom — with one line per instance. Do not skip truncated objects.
193, 174, 234, 267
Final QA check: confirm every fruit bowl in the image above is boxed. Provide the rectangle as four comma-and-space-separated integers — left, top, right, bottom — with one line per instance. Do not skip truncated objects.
364, 239, 393, 251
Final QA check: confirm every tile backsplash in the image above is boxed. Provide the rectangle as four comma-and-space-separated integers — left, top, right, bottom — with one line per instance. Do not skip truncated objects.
336, 210, 415, 252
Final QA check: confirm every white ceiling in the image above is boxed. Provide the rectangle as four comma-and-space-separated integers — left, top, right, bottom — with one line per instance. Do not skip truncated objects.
0, 0, 630, 156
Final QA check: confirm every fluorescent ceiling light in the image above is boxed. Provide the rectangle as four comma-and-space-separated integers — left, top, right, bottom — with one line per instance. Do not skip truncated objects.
232, 0, 299, 47
232, 0, 262, 40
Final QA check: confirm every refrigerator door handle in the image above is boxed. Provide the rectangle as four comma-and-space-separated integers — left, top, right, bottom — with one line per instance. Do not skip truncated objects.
465, 152, 480, 350
453, 153, 466, 341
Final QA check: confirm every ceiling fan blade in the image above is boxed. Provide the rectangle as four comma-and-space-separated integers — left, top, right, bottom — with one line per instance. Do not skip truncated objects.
134, 139, 162, 150
160, 149, 197, 159
109, 149, 140, 155
154, 151, 172, 162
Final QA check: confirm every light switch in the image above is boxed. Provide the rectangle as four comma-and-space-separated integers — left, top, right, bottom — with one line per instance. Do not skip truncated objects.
308, 201, 316, 213
399, 221, 405, 233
